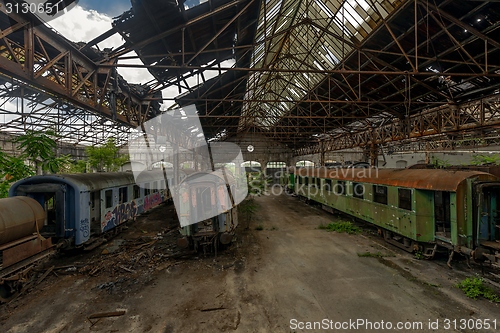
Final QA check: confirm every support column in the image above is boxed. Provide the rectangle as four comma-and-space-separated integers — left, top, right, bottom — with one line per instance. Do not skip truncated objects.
370, 144, 379, 167
173, 143, 179, 185
257, 159, 268, 181
319, 142, 325, 166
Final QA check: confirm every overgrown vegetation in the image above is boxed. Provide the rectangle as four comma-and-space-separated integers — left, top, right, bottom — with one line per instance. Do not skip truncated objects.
13, 130, 58, 174
0, 131, 75, 197
239, 198, 258, 229
0, 151, 35, 198
456, 277, 500, 302
0, 133, 128, 198
318, 221, 361, 234
414, 251, 425, 260
85, 137, 129, 172
471, 153, 500, 166
357, 251, 394, 258
247, 172, 267, 196
431, 157, 451, 169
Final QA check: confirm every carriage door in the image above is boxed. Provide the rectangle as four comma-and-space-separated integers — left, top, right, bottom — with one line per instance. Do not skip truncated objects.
16, 183, 67, 238
434, 191, 451, 240
476, 183, 500, 243
178, 183, 191, 228
100, 188, 117, 232
89, 191, 101, 234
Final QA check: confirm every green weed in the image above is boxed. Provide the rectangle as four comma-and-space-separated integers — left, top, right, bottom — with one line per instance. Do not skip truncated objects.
414, 251, 425, 260
255, 224, 264, 231
321, 221, 360, 234
357, 251, 394, 258
456, 278, 500, 302
239, 198, 258, 229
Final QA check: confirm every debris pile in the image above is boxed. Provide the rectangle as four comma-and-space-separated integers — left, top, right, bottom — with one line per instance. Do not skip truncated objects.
78, 228, 188, 278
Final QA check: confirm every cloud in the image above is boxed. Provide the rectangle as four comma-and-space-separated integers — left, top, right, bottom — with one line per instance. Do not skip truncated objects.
46, 5, 236, 104
49, 5, 121, 48
48, 5, 155, 85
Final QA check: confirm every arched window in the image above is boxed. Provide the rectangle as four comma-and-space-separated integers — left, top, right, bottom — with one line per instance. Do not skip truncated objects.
296, 160, 314, 167
151, 161, 174, 169
266, 162, 286, 168
396, 160, 407, 168
241, 161, 261, 168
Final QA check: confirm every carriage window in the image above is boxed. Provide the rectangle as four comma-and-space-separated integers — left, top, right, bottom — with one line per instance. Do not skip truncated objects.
324, 179, 332, 192
90, 191, 95, 208
398, 188, 412, 210
105, 190, 113, 208
119, 187, 128, 204
298, 176, 302, 184
316, 177, 321, 188
153, 181, 158, 193
336, 181, 345, 195
373, 185, 388, 205
145, 183, 151, 196
353, 182, 364, 199
304, 177, 309, 186
133, 185, 140, 199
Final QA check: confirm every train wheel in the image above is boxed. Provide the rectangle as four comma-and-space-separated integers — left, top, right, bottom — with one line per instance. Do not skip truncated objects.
0, 282, 16, 303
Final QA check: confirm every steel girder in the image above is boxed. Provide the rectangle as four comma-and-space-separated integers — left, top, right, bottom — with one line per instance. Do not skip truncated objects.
0, 6, 159, 144
294, 95, 500, 156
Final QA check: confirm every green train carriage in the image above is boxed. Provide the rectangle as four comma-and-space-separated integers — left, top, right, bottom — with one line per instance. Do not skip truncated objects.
288, 167, 500, 264
278, 170, 295, 191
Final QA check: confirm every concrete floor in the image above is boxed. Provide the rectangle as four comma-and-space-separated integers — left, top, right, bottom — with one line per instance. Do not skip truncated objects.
1, 193, 499, 332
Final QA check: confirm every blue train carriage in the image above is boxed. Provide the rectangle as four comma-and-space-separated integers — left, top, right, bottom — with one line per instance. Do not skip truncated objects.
292, 167, 500, 264
177, 168, 238, 251
9, 171, 172, 249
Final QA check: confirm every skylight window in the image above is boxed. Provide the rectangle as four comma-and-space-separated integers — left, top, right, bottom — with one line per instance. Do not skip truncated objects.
241, 0, 402, 130
314, 0, 335, 18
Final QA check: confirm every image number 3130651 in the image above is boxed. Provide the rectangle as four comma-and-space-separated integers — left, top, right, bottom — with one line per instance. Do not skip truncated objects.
1, 0, 79, 22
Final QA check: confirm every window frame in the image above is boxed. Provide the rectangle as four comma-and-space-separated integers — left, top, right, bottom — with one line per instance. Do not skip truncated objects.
119, 186, 128, 204
373, 185, 388, 205
105, 189, 113, 208
336, 180, 346, 195
133, 185, 140, 199
352, 182, 364, 199
398, 188, 412, 211
324, 179, 332, 192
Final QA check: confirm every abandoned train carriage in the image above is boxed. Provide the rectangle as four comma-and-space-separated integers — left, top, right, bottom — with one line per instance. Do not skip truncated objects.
177, 169, 239, 251
8, 171, 172, 249
288, 167, 500, 263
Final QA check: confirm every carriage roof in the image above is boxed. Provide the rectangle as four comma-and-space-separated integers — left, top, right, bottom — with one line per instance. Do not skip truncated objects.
10, 170, 171, 192
293, 167, 497, 192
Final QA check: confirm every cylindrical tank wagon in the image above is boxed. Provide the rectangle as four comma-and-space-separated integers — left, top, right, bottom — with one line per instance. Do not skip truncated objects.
0, 196, 45, 246
0, 197, 53, 301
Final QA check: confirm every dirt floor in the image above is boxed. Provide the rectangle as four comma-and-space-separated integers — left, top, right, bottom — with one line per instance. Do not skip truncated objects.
1, 192, 500, 332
